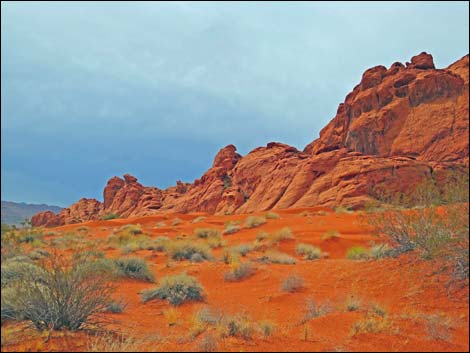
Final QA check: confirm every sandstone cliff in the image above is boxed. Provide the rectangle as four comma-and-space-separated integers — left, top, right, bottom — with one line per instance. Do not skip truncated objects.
32, 52, 469, 227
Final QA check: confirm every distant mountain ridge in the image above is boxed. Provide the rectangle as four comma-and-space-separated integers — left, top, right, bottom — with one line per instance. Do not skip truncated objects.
1, 201, 62, 225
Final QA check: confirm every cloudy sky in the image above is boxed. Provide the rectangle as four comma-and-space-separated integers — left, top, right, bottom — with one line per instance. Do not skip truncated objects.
1, 1, 468, 206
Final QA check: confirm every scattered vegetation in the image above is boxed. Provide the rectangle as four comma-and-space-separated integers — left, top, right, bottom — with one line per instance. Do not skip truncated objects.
166, 240, 213, 261
141, 273, 205, 306
194, 228, 221, 239
113, 257, 155, 282
302, 297, 332, 322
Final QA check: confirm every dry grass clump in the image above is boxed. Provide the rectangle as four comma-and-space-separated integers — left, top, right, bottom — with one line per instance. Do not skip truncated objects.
296, 243, 322, 260
191, 216, 207, 224
140, 273, 205, 306
281, 274, 305, 292
264, 212, 280, 219
302, 297, 332, 322
223, 224, 240, 235
166, 240, 213, 261
113, 257, 155, 282
321, 230, 340, 240
259, 250, 297, 265
245, 216, 266, 228
194, 228, 221, 239
224, 261, 256, 282
350, 314, 393, 336
267, 227, 294, 245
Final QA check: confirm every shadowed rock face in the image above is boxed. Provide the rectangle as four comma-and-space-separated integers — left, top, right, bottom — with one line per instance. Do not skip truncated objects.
32, 52, 469, 227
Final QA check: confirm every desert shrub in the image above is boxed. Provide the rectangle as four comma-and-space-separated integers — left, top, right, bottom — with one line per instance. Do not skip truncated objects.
260, 250, 297, 265
350, 314, 392, 336
102, 213, 118, 220
206, 234, 225, 249
264, 212, 280, 219
346, 296, 361, 311
258, 320, 275, 338
107, 301, 126, 313
28, 248, 50, 260
302, 297, 332, 322
192, 216, 206, 224
225, 314, 254, 340
195, 229, 218, 239
223, 224, 240, 235
256, 231, 269, 241
368, 172, 469, 282
321, 230, 340, 240
222, 249, 241, 265
113, 257, 155, 282
171, 218, 183, 226
296, 243, 322, 260
335, 206, 353, 214
346, 246, 369, 260
16, 229, 44, 244
1, 253, 114, 330
224, 261, 255, 282
281, 274, 305, 292
369, 243, 392, 259
229, 243, 254, 257
118, 224, 142, 235
245, 216, 266, 228
153, 236, 170, 252
190, 253, 205, 263
1, 257, 44, 288
197, 334, 218, 352
267, 227, 294, 245
140, 273, 205, 306
166, 240, 213, 261
370, 303, 387, 318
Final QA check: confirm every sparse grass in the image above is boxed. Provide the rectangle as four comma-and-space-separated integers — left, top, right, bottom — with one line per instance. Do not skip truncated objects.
171, 218, 183, 226
140, 273, 205, 306
258, 320, 275, 338
423, 313, 453, 341
153, 236, 170, 252
267, 227, 294, 245
191, 216, 206, 224
224, 314, 255, 340
118, 224, 143, 235
166, 240, 213, 261
194, 228, 221, 239
346, 246, 369, 260
113, 257, 155, 282
296, 243, 322, 260
224, 261, 255, 282
245, 216, 266, 228
264, 212, 280, 219
281, 274, 305, 292
335, 206, 353, 214
223, 224, 240, 235
302, 297, 332, 322
260, 250, 297, 265
350, 315, 392, 336
346, 296, 361, 312
321, 230, 340, 240
86, 332, 146, 352
256, 231, 269, 241
228, 243, 254, 257
222, 249, 241, 265
369, 243, 392, 259
206, 234, 225, 249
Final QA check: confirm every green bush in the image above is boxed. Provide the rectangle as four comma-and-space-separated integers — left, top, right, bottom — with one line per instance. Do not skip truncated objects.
346, 246, 369, 260
102, 213, 119, 220
140, 273, 205, 306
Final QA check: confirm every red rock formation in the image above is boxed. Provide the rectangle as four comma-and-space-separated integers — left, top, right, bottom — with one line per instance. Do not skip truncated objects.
31, 53, 469, 227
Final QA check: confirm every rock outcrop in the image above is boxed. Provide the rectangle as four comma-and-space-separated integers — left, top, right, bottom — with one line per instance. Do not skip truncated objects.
32, 52, 469, 227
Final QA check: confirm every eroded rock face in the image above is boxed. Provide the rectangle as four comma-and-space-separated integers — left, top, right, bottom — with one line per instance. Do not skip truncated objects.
32, 53, 469, 227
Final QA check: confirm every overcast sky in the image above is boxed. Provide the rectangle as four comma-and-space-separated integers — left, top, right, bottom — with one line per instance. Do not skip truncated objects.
1, 1, 469, 206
